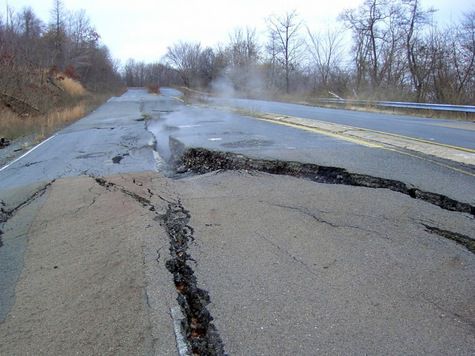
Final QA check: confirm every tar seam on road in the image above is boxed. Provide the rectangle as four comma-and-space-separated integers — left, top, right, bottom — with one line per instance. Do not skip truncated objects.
0, 134, 57, 173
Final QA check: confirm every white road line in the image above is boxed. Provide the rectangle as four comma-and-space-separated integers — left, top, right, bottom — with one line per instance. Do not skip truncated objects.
0, 134, 57, 173
178, 124, 202, 128
170, 307, 190, 356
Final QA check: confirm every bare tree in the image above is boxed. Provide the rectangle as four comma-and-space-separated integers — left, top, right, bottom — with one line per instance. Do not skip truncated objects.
123, 60, 182, 88
224, 27, 260, 91
0, 2, 122, 115
165, 42, 202, 87
267, 10, 303, 93
340, 0, 403, 95
227, 28, 259, 67
49, 0, 66, 68
455, 10, 475, 100
65, 10, 100, 78
306, 27, 344, 94
19, 7, 43, 39
399, 0, 436, 101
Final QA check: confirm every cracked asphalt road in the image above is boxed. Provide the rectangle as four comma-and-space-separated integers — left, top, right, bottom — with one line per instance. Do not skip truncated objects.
0, 88, 474, 354
178, 171, 475, 355
210, 96, 475, 149
0, 88, 175, 190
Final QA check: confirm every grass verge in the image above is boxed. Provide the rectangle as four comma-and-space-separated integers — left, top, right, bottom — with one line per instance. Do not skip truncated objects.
0, 93, 114, 142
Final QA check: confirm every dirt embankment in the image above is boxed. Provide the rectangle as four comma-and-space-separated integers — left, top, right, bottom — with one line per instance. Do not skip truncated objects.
0, 73, 124, 166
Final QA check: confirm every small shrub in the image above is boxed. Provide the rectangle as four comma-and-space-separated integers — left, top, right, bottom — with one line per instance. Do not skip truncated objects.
58, 76, 87, 97
147, 84, 160, 94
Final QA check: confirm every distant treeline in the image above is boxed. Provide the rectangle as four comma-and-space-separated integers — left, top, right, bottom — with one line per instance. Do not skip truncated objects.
125, 0, 475, 104
0, 0, 122, 114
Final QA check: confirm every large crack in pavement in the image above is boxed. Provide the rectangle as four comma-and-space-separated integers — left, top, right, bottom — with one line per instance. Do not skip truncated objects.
172, 147, 475, 254
162, 202, 226, 356
93, 177, 156, 210
0, 180, 55, 248
178, 147, 475, 217
92, 175, 226, 355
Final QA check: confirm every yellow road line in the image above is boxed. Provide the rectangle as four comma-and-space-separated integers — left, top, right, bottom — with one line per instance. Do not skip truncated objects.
253, 112, 475, 177
207, 104, 475, 177
257, 117, 383, 148
172, 96, 184, 103
266, 112, 475, 153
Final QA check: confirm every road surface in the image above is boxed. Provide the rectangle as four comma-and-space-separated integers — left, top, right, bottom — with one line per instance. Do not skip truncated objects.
211, 96, 475, 149
0, 88, 474, 355
147, 102, 475, 205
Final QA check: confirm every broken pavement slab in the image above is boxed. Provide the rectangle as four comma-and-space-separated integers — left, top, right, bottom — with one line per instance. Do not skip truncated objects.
0, 173, 177, 355
0, 168, 474, 355
176, 170, 475, 355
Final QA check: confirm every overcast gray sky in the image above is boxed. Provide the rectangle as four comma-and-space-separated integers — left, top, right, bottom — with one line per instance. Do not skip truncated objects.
4, 0, 474, 64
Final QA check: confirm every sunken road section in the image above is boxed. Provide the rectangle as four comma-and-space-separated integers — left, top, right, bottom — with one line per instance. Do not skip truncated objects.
178, 148, 475, 218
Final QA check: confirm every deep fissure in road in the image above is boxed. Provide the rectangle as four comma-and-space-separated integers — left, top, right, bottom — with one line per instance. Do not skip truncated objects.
173, 147, 475, 253
162, 202, 226, 356
92, 176, 226, 354
177, 147, 475, 217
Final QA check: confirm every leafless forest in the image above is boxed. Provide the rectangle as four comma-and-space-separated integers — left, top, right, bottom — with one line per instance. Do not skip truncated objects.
1, 0, 474, 114
0, 0, 121, 118
125, 0, 475, 104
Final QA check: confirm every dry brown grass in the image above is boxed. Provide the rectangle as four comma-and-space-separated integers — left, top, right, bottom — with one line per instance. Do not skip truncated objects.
0, 90, 118, 141
58, 76, 87, 96
1, 102, 88, 141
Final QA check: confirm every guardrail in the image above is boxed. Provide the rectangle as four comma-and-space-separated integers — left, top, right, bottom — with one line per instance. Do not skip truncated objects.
317, 98, 475, 114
